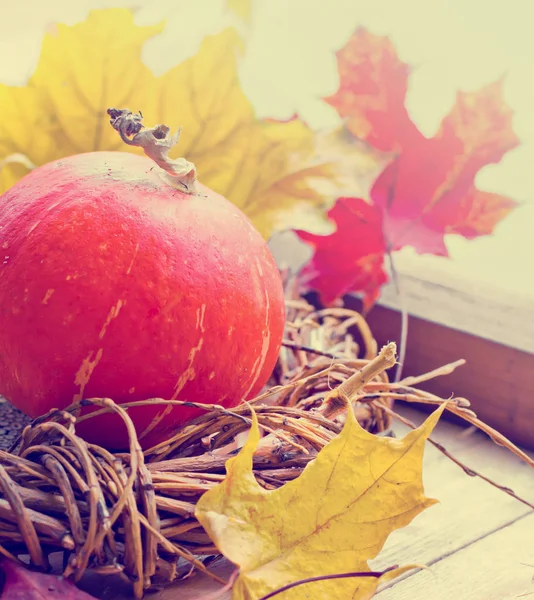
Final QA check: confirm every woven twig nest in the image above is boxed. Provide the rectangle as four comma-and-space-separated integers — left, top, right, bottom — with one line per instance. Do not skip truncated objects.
0, 280, 460, 598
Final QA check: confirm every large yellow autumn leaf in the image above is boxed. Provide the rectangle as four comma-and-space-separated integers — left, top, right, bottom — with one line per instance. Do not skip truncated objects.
0, 8, 388, 238
196, 403, 445, 600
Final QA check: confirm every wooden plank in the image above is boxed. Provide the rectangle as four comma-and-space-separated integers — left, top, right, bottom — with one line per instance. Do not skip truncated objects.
376, 512, 534, 599
376, 254, 534, 354
362, 302, 534, 450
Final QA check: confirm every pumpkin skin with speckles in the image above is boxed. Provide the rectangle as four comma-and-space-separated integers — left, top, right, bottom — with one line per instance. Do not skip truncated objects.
0, 151, 285, 450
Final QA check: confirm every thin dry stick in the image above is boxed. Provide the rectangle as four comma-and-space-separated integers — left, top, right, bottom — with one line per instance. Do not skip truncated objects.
281, 339, 345, 360
387, 250, 408, 383
384, 391, 534, 469
135, 513, 226, 585
249, 365, 344, 405
31, 422, 107, 582
435, 402, 533, 468
0, 543, 22, 563
381, 403, 534, 510
399, 359, 466, 386
321, 342, 397, 418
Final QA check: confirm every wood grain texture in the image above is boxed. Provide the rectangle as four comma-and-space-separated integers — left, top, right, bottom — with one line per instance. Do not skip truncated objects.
358, 301, 534, 450
376, 256, 534, 354
77, 406, 534, 600
376, 512, 534, 599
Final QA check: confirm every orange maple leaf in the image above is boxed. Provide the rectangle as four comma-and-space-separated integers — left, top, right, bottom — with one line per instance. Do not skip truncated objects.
324, 27, 420, 153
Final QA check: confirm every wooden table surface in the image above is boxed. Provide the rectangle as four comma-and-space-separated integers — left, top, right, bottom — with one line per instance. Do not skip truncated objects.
74, 404, 534, 600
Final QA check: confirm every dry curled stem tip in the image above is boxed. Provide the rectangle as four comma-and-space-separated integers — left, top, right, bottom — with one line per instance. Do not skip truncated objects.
321, 342, 397, 419
107, 108, 197, 194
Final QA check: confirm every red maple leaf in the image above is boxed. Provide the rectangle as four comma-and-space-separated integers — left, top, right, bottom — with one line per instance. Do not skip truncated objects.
297, 28, 520, 307
296, 198, 386, 311
0, 558, 96, 599
324, 27, 421, 153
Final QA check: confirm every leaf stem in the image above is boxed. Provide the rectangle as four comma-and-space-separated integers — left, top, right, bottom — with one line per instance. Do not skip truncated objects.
256, 567, 398, 600
107, 108, 197, 193
281, 339, 345, 360
386, 249, 408, 382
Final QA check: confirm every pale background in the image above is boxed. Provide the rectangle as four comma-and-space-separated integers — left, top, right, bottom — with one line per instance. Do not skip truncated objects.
1, 0, 533, 297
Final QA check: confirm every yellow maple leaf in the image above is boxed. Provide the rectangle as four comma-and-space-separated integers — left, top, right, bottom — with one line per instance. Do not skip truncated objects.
0, 8, 387, 239
196, 402, 445, 600
0, 10, 160, 170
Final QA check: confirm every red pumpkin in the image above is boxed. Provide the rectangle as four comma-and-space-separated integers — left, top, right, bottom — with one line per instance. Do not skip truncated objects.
0, 140, 285, 449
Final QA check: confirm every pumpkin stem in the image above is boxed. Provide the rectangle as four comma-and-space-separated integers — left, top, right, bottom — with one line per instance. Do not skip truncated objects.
107, 108, 197, 194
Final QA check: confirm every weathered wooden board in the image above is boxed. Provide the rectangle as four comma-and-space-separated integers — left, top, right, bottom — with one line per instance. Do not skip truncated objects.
364, 303, 534, 450
376, 512, 534, 599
